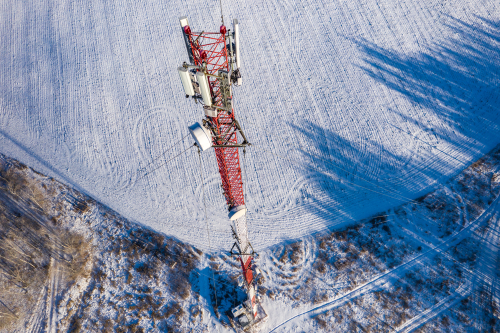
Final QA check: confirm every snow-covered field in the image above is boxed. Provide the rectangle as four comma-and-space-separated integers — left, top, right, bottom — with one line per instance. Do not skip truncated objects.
256, 146, 500, 332
1, 145, 498, 332
1, 0, 499, 253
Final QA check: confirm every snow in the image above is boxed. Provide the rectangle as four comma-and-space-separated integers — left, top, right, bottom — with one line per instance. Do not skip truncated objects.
0, 0, 499, 256
0, 154, 224, 332
0, 140, 499, 331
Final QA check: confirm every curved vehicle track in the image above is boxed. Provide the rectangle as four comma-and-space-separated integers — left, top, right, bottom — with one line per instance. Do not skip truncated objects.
268, 195, 500, 332
1, 0, 498, 252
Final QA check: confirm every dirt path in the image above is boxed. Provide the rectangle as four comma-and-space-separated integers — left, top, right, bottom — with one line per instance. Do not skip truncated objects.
25, 257, 60, 333
45, 258, 60, 333
25, 285, 47, 333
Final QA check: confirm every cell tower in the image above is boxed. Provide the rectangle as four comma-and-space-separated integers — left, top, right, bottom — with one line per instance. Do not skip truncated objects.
176, 16, 266, 329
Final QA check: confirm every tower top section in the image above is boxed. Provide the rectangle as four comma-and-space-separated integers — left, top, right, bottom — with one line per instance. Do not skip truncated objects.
178, 16, 242, 86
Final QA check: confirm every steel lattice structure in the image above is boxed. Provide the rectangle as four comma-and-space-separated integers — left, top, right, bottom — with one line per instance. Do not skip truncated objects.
177, 17, 265, 327
185, 30, 246, 209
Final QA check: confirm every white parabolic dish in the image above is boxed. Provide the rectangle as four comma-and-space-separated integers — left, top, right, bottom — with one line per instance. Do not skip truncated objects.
229, 205, 247, 220
188, 122, 212, 151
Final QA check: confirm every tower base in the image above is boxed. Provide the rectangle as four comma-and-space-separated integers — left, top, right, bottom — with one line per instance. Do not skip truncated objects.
228, 301, 268, 332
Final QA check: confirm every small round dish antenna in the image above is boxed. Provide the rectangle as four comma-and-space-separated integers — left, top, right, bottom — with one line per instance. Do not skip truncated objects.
188, 122, 212, 151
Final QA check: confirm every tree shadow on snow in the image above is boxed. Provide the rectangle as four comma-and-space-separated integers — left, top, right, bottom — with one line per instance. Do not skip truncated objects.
291, 121, 438, 227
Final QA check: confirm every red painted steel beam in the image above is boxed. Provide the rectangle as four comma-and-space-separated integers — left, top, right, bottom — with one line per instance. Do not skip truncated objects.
186, 30, 245, 209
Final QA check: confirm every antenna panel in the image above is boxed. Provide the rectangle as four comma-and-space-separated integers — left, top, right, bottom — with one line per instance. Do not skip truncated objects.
177, 67, 195, 96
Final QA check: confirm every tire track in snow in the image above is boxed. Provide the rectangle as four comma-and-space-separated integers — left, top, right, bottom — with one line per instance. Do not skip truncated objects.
264, 238, 317, 288
396, 204, 500, 331
129, 105, 188, 194
256, 174, 316, 218
268, 195, 500, 332
471, 209, 500, 288
1, 0, 499, 254
395, 281, 472, 333
45, 258, 60, 333
26, 285, 48, 333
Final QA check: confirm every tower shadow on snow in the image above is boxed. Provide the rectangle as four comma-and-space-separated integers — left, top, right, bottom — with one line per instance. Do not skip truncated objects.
291, 15, 500, 233
357, 15, 500, 156
190, 264, 247, 326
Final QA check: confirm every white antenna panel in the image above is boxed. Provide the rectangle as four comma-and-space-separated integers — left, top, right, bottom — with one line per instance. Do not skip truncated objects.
196, 71, 212, 107
177, 67, 195, 96
233, 19, 241, 69
233, 19, 242, 86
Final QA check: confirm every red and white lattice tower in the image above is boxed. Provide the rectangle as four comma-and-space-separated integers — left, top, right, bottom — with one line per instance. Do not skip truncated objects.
176, 16, 264, 327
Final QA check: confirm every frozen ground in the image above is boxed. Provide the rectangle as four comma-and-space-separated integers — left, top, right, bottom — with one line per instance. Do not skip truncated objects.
255, 145, 500, 332
0, 154, 220, 332
0, 146, 498, 332
0, 0, 499, 251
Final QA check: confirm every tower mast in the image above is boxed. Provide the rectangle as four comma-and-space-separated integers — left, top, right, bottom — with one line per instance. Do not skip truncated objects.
176, 16, 266, 328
